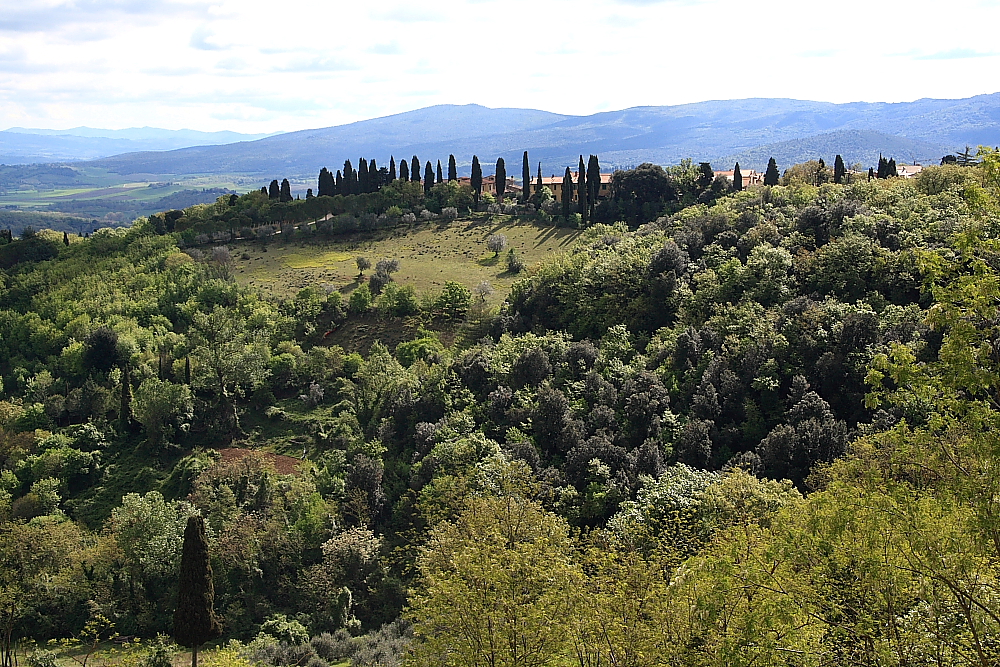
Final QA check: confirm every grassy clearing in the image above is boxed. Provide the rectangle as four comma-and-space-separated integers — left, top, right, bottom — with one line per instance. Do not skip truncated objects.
234, 215, 582, 303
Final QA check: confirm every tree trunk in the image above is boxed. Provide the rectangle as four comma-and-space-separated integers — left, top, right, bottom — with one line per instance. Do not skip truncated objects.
191, 645, 198, 667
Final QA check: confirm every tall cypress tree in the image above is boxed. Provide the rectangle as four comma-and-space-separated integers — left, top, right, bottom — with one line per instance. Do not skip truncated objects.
343, 160, 355, 194
174, 515, 222, 667
335, 170, 343, 195
868, 167, 875, 182
369, 159, 380, 191
436, 160, 443, 184
424, 161, 434, 195
522, 151, 530, 203
400, 159, 409, 182
318, 167, 334, 197
359, 159, 370, 194
577, 156, 587, 224
471, 156, 482, 205
764, 157, 780, 186
833, 155, 845, 184
389, 156, 397, 181
732, 162, 743, 192
279, 178, 292, 202
411, 156, 420, 184
268, 179, 280, 199
877, 155, 888, 179
536, 162, 542, 199
495, 158, 506, 202
587, 155, 600, 219
448, 155, 457, 181
561, 167, 573, 218
887, 158, 897, 178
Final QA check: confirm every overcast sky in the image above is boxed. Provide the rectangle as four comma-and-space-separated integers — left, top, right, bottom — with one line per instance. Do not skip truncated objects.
1, 0, 998, 133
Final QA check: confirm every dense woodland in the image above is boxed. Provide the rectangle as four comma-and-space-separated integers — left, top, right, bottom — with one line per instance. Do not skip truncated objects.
1, 148, 1000, 667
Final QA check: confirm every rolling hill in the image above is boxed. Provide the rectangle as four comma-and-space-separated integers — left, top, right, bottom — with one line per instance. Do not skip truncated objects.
84, 93, 1000, 179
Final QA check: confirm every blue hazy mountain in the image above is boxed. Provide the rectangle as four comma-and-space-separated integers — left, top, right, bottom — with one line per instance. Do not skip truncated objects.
77, 93, 1000, 178
0, 127, 278, 164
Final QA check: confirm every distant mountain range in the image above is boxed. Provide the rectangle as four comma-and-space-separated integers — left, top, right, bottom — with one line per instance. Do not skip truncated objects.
78, 94, 1000, 180
0, 127, 278, 164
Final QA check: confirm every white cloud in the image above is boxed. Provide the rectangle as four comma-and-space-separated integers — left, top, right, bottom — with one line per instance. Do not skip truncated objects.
0, 0, 997, 133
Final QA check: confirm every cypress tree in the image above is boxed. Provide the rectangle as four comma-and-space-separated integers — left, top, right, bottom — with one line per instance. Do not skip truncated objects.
448, 155, 457, 181
764, 157, 780, 186
877, 155, 888, 179
174, 515, 222, 667
260, 187, 267, 196
577, 156, 587, 224
279, 179, 292, 202
411, 156, 420, 184
424, 161, 434, 195
561, 167, 572, 218
887, 158, 897, 178
868, 167, 875, 182
268, 179, 280, 199
400, 159, 409, 182
306, 188, 313, 199
184, 356, 191, 385
587, 155, 601, 219
120, 360, 132, 426
318, 167, 334, 197
389, 156, 397, 181
536, 162, 542, 199
833, 155, 845, 184
495, 158, 506, 202
732, 162, 743, 191
471, 156, 482, 205
343, 160, 355, 193
63, 231, 69, 246
371, 159, 381, 190
335, 170, 343, 195
359, 159, 370, 194
436, 160, 443, 184
522, 151, 530, 203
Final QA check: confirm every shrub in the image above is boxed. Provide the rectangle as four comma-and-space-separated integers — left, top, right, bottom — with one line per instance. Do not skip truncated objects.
401, 213, 416, 224
348, 284, 372, 314
440, 207, 458, 220
506, 249, 525, 274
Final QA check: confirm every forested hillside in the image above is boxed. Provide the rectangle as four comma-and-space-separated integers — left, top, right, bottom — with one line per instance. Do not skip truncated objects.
1, 150, 999, 667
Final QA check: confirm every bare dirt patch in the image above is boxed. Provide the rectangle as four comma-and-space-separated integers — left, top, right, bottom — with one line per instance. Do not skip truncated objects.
217, 447, 302, 475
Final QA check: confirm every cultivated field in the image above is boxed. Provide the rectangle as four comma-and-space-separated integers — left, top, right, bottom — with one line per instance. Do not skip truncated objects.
233, 215, 582, 302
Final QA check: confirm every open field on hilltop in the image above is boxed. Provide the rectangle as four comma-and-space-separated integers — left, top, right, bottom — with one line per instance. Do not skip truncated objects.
233, 215, 583, 302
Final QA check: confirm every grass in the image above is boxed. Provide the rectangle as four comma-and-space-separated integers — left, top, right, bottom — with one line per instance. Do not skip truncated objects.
234, 215, 582, 303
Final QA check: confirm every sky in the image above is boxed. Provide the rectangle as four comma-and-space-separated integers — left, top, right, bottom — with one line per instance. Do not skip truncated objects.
1, 0, 999, 134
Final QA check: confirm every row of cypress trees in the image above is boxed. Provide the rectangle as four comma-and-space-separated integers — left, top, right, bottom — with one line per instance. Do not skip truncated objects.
316, 154, 462, 198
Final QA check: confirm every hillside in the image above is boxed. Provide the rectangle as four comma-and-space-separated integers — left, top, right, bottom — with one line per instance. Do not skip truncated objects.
86, 94, 1000, 178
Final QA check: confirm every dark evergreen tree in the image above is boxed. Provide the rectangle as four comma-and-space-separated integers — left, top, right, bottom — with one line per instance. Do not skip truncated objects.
536, 162, 542, 198
732, 162, 743, 192
587, 155, 601, 219
448, 154, 457, 181
268, 180, 280, 199
370, 159, 380, 191
471, 156, 482, 205
764, 157, 780, 186
562, 167, 573, 218
63, 231, 69, 246
344, 160, 355, 193
436, 160, 443, 184
318, 167, 335, 197
495, 157, 506, 202
378, 167, 389, 185
833, 155, 846, 184
359, 159, 370, 194
389, 156, 397, 181
522, 151, 531, 203
697, 162, 714, 190
578, 156, 588, 224
260, 187, 267, 196
306, 188, 314, 199
424, 161, 434, 195
279, 179, 292, 202
887, 157, 898, 178
335, 170, 343, 195
877, 155, 888, 179
956, 145, 976, 166
174, 515, 222, 667
400, 159, 409, 182
868, 167, 875, 181
411, 156, 420, 184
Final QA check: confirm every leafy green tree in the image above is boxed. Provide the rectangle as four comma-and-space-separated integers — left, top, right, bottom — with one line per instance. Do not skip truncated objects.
435, 281, 471, 319
132, 378, 193, 448
486, 233, 507, 256
355, 256, 371, 277
173, 516, 222, 667
348, 284, 372, 314
448, 154, 457, 181
763, 157, 780, 186
732, 162, 743, 191
410, 490, 582, 667
471, 156, 482, 205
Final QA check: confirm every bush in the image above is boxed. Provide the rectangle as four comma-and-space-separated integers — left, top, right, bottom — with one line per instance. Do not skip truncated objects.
260, 614, 310, 645
401, 213, 416, 224
311, 630, 357, 662
348, 284, 372, 314
506, 249, 525, 274
435, 281, 471, 319
440, 207, 458, 220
